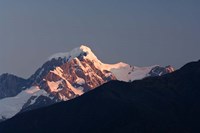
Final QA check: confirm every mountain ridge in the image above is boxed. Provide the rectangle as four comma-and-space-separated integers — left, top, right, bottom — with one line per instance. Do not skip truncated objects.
0, 73, 27, 99
0, 60, 199, 133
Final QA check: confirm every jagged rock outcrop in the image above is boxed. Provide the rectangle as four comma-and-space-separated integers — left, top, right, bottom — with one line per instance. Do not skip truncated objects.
149, 65, 175, 77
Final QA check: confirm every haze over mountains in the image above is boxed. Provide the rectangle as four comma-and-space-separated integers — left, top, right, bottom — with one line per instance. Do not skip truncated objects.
0, 45, 174, 121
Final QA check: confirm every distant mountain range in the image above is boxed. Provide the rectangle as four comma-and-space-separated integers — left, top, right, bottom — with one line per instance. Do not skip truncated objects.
0, 45, 174, 121
0, 58, 200, 133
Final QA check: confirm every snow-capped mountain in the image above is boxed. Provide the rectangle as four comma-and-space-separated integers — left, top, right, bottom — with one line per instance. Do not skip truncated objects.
0, 45, 174, 121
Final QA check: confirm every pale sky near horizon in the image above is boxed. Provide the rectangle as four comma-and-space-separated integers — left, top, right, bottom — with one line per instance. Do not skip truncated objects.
0, 0, 200, 78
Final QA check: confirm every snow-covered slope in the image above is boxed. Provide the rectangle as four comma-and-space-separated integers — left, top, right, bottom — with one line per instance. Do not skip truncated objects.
104, 63, 156, 81
0, 86, 49, 120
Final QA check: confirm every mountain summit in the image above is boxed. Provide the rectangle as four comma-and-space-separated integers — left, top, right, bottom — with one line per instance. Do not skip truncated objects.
0, 45, 174, 121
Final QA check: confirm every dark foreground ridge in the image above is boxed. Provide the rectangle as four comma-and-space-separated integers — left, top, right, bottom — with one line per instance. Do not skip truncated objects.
0, 60, 200, 133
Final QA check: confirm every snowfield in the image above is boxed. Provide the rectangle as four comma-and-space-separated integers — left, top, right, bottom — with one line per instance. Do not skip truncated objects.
0, 86, 48, 119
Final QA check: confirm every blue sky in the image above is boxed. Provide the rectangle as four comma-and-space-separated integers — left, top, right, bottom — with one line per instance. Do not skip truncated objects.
0, 0, 200, 78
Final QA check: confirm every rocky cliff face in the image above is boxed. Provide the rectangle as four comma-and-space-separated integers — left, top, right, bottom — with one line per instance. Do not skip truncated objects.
29, 56, 116, 101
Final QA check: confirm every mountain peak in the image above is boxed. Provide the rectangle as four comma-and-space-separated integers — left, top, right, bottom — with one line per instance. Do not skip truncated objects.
79, 45, 100, 62
79, 44, 91, 51
48, 45, 99, 63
